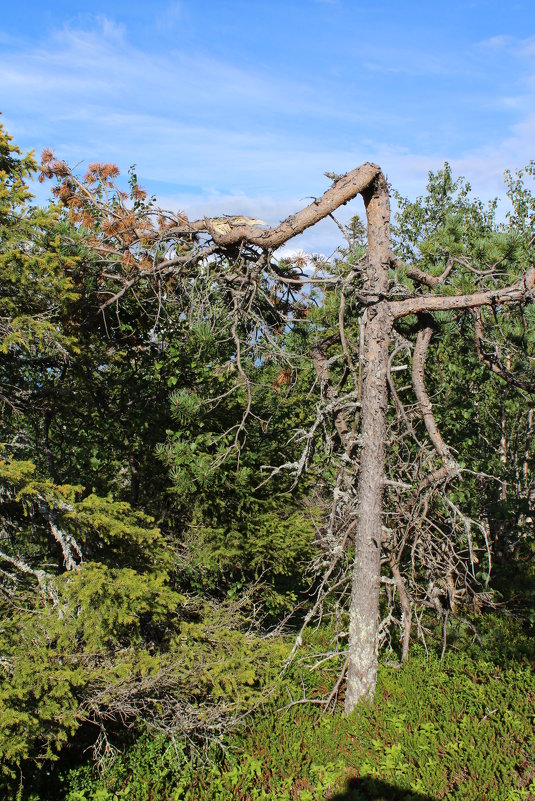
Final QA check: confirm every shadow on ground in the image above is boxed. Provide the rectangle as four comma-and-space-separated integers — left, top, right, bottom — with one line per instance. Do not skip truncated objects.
328, 776, 435, 800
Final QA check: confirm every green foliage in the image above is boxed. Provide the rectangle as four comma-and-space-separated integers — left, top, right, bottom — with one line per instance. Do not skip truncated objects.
153, 315, 319, 613
0, 123, 80, 361
0, 457, 181, 767
59, 645, 535, 801
393, 163, 497, 262
390, 161, 535, 625
63, 735, 194, 801
0, 124, 313, 797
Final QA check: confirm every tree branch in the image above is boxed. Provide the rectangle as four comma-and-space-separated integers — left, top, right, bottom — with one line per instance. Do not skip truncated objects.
187, 163, 381, 249
311, 335, 355, 455
392, 255, 454, 289
410, 314, 461, 498
391, 267, 535, 318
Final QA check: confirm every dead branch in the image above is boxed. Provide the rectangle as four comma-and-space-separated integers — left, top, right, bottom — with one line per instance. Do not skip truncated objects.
392, 254, 454, 289
391, 267, 535, 318
182, 164, 381, 249
311, 334, 355, 454
411, 313, 459, 474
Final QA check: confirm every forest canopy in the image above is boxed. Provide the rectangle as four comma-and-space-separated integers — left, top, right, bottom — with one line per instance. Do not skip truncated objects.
1, 122, 534, 800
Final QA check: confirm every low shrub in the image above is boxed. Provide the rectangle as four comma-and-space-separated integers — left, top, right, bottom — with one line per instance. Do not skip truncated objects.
59, 648, 534, 801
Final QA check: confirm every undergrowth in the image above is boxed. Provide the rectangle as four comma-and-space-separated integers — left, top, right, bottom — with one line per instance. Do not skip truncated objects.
52, 621, 535, 801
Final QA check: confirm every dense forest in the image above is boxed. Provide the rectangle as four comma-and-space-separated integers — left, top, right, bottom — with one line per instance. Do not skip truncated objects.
1, 121, 534, 800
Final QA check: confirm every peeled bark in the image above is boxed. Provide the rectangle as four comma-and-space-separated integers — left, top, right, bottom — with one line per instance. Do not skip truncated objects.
189, 163, 381, 248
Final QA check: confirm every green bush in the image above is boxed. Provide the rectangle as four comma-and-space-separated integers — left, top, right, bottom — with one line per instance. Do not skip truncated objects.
58, 648, 534, 801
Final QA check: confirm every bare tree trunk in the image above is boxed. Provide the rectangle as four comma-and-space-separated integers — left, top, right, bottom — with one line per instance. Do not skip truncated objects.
345, 175, 393, 711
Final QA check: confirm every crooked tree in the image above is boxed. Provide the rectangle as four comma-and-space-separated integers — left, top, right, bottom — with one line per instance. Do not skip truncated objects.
41, 156, 535, 711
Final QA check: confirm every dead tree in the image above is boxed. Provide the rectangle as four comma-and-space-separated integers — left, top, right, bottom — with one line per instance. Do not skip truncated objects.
202, 168, 534, 710
43, 157, 535, 710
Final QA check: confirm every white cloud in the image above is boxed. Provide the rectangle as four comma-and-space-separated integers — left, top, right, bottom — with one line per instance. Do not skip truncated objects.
476, 34, 512, 49
3, 19, 535, 253
0, 16, 335, 124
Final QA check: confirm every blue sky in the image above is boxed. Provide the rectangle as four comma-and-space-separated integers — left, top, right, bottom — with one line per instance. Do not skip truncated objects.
1, 1, 534, 252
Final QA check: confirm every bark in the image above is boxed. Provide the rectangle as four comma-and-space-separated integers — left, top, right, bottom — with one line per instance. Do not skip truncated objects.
39, 501, 82, 571
216, 168, 535, 711
210, 168, 535, 710
412, 316, 450, 461
390, 268, 535, 318
345, 174, 393, 712
0, 547, 51, 588
391, 255, 454, 289
52, 155, 535, 708
411, 314, 459, 490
